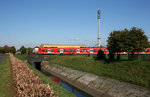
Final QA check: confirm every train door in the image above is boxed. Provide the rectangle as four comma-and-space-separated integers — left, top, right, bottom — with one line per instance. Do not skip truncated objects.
60, 49, 63, 54
77, 49, 80, 54
48, 49, 51, 53
84, 49, 86, 54
90, 49, 93, 54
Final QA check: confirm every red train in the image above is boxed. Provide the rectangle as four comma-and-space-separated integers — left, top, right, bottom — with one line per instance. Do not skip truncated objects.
38, 47, 108, 54
37, 47, 150, 54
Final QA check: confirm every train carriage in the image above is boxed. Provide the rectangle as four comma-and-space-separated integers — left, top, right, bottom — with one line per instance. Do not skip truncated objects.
37, 44, 150, 55
38, 46, 109, 55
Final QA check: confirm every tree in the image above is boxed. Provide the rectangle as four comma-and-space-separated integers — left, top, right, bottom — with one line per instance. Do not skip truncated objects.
3, 45, 10, 53
125, 27, 148, 53
0, 46, 5, 54
107, 27, 149, 60
19, 46, 27, 54
10, 46, 16, 54
27, 47, 33, 54
148, 42, 150, 47
107, 30, 125, 60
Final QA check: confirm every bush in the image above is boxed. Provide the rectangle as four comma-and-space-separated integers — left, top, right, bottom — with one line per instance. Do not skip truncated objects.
97, 50, 106, 60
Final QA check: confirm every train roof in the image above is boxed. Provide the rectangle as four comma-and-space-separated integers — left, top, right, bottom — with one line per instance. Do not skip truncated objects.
40, 44, 86, 48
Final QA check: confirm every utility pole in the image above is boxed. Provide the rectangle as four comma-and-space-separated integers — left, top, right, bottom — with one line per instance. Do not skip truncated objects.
97, 10, 101, 47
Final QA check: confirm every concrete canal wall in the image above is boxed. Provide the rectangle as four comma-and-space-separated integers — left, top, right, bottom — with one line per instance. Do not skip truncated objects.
41, 61, 150, 97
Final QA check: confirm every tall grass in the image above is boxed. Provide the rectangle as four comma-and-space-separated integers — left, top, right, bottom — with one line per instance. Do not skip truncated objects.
45, 54, 150, 89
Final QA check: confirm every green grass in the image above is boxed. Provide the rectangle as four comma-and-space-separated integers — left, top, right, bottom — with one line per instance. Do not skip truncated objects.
16, 54, 27, 60
0, 56, 14, 97
45, 54, 150, 89
16, 55, 76, 97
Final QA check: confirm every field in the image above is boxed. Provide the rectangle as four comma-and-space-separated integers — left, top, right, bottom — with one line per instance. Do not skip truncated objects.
0, 56, 15, 97
45, 54, 150, 89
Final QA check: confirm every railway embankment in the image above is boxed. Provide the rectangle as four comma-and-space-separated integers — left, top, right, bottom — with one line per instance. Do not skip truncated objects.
41, 61, 150, 97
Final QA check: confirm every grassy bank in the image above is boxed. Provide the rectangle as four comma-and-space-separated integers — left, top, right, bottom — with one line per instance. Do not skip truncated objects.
16, 55, 76, 97
45, 55, 150, 89
0, 56, 14, 97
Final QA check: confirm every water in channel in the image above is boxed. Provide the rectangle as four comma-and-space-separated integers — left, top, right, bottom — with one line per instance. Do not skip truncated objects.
32, 64, 92, 97
50, 76, 92, 97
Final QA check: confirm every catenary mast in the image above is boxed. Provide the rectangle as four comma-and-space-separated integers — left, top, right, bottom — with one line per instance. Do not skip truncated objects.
97, 10, 101, 47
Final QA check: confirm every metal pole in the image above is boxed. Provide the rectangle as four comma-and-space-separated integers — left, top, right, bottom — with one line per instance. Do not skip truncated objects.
98, 10, 101, 47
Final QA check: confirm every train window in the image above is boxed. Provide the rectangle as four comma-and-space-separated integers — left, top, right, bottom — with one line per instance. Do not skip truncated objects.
74, 50, 76, 52
71, 50, 73, 52
81, 50, 83, 52
42, 50, 45, 52
51, 50, 54, 52
67, 50, 69, 52
84, 49, 86, 52
94, 50, 96, 52
105, 50, 107, 52
87, 50, 89, 52
45, 50, 47, 52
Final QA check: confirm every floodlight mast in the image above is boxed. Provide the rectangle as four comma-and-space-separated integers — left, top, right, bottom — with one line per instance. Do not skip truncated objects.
98, 10, 101, 47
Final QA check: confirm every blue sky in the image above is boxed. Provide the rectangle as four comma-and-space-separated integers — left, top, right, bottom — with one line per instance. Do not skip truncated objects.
0, 0, 150, 49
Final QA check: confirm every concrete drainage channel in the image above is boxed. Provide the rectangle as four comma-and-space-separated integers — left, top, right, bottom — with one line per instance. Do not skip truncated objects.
49, 75, 92, 97
32, 62, 92, 97
40, 61, 150, 97
30, 60, 150, 97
